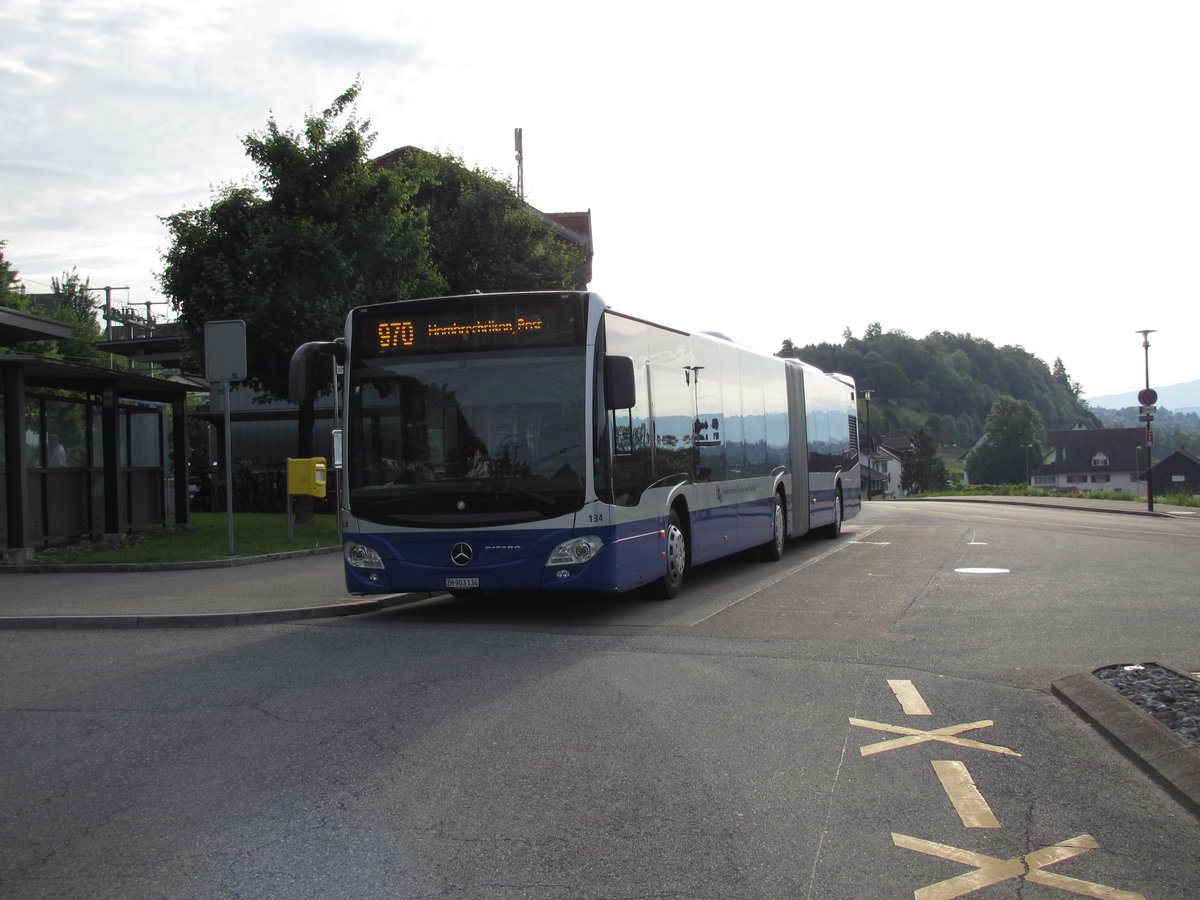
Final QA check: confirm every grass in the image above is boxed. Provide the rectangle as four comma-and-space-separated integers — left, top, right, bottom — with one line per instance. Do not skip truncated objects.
32, 513, 341, 565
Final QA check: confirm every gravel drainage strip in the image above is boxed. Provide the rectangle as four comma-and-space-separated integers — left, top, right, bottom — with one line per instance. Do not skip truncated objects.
1052, 661, 1200, 818
1094, 663, 1200, 745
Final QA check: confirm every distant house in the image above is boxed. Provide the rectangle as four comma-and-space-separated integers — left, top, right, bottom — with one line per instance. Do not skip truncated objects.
860, 444, 896, 499
875, 436, 910, 498
1031, 427, 1149, 494
1149, 448, 1200, 496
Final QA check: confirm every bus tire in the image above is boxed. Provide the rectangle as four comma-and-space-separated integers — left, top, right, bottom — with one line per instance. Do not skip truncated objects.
652, 509, 687, 599
821, 487, 843, 539
759, 492, 786, 561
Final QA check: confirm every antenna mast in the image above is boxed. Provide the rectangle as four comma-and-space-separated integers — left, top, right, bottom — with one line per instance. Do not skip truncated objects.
514, 127, 524, 200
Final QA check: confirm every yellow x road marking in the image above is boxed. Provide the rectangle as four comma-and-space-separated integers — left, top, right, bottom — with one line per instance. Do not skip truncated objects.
892, 832, 1145, 900
849, 717, 1022, 757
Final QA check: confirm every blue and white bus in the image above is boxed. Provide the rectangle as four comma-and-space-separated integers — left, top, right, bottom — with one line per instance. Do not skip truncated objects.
290, 291, 860, 598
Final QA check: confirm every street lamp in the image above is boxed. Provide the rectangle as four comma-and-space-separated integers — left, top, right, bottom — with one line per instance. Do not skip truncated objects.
1135, 330, 1156, 513
1021, 444, 1033, 487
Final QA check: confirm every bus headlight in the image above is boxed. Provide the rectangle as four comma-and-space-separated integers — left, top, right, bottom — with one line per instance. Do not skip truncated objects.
345, 541, 385, 570
546, 535, 603, 566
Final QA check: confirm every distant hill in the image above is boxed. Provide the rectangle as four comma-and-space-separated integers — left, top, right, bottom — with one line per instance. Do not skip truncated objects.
1088, 380, 1200, 458
1086, 379, 1200, 413
780, 327, 1091, 446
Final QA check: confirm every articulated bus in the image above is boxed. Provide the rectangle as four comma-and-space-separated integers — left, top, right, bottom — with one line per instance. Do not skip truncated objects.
290, 291, 860, 598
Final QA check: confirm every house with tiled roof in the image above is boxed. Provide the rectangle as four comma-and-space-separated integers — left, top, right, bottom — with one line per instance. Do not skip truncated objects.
1030, 427, 1149, 494
873, 434, 911, 498
870, 443, 906, 497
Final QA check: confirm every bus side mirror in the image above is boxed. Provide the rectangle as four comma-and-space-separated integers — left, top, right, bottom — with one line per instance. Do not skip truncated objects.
288, 340, 344, 404
605, 356, 636, 410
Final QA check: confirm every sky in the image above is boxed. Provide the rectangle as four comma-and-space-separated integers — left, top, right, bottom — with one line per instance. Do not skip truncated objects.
3, 0, 1197, 400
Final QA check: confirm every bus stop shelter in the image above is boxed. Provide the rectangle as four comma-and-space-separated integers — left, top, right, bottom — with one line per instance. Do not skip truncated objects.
1, 345, 195, 561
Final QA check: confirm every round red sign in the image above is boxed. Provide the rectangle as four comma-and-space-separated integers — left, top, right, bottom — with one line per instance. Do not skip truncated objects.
1138, 388, 1158, 406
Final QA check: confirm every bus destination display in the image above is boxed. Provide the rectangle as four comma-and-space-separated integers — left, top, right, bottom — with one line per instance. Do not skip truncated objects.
355, 296, 584, 356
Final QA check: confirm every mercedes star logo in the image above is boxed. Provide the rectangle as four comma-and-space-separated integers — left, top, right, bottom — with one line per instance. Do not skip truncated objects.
451, 542, 473, 566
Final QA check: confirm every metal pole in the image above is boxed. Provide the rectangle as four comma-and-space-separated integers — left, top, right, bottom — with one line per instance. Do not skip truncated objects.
88, 285, 128, 369
224, 381, 235, 554
1136, 330, 1155, 513
332, 356, 341, 523
514, 128, 524, 200
863, 389, 873, 500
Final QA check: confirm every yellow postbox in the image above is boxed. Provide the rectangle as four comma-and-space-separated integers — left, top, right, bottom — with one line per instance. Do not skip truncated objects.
287, 457, 328, 498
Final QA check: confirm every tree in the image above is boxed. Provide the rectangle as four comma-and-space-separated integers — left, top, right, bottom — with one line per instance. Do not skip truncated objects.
159, 82, 444, 459
0, 241, 31, 354
901, 427, 948, 493
0, 248, 103, 361
50, 270, 104, 365
377, 147, 583, 293
965, 394, 1044, 484
0, 240, 20, 308
160, 82, 444, 404
865, 354, 910, 399
781, 328, 1090, 438
1052, 356, 1082, 399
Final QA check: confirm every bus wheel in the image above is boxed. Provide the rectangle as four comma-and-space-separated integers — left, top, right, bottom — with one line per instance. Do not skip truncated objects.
652, 509, 687, 599
821, 488, 843, 539
759, 493, 786, 561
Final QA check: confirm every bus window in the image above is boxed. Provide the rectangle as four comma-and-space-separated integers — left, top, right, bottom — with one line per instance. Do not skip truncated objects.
650, 364, 695, 481
741, 357, 767, 477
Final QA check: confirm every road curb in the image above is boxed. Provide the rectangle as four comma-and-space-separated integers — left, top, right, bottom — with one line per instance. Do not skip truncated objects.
0, 599, 384, 630
913, 496, 1178, 517
0, 545, 342, 574
1052, 665, 1200, 818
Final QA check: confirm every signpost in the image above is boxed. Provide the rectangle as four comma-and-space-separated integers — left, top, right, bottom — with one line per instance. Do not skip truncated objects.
205, 320, 247, 555
1135, 331, 1155, 513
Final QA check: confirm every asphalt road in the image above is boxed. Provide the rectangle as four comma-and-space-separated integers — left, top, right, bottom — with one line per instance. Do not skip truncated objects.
2, 500, 1198, 898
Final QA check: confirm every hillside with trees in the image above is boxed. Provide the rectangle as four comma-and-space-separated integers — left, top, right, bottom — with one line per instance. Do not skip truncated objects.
778, 324, 1092, 449
1090, 405, 1198, 457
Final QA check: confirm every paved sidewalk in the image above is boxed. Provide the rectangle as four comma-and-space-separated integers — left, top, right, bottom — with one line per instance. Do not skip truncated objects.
0, 549, 414, 628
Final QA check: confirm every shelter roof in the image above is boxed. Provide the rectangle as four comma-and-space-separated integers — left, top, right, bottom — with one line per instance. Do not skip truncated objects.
0, 354, 199, 402
0, 305, 73, 344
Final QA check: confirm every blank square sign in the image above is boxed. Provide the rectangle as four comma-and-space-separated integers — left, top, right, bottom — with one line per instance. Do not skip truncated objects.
205, 319, 247, 381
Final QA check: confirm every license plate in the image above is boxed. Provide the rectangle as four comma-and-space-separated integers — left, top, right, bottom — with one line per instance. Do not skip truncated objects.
445, 577, 480, 589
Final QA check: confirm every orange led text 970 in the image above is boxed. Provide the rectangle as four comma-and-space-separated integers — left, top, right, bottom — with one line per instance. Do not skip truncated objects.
377, 317, 543, 348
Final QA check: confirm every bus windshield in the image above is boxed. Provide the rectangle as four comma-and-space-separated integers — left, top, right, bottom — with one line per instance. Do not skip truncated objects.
347, 350, 587, 527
